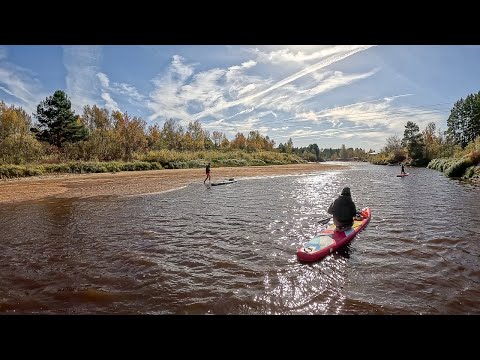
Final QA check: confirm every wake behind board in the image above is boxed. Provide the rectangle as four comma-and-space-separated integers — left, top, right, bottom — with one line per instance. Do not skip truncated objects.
297, 207, 371, 263
396, 173, 409, 177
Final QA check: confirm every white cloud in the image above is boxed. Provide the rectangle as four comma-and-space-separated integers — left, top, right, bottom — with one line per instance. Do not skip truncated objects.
116, 83, 144, 102
296, 111, 318, 121
97, 72, 110, 88
272, 126, 289, 131
0, 68, 32, 103
96, 71, 145, 109
147, 46, 374, 124
147, 55, 197, 122
225, 116, 269, 135
299, 70, 377, 95
282, 96, 447, 150
0, 61, 46, 114
190, 45, 374, 120
147, 55, 265, 123
202, 113, 274, 138
63, 45, 103, 113
225, 107, 256, 119
250, 69, 377, 113
4, 45, 447, 152
238, 83, 256, 95
0, 85, 17, 98
228, 60, 257, 71
251, 45, 374, 65
101, 92, 119, 112
171, 54, 195, 81
384, 94, 413, 102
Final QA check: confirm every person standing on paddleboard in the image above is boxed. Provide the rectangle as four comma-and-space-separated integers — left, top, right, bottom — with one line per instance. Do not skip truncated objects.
204, 162, 211, 184
401, 164, 406, 174
327, 187, 357, 232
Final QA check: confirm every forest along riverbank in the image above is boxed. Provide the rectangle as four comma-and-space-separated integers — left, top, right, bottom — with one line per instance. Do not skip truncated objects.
0, 163, 348, 203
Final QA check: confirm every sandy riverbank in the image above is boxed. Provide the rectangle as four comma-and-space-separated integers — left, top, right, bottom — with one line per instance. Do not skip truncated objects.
0, 163, 348, 203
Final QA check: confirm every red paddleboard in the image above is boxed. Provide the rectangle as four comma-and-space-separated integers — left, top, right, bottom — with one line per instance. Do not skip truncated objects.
297, 207, 371, 263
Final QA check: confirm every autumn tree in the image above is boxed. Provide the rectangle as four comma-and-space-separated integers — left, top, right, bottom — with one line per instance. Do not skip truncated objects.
231, 132, 247, 149
79, 105, 114, 160
286, 138, 293, 153
220, 133, 230, 149
203, 129, 214, 150
339, 144, 347, 159
0, 101, 32, 139
382, 134, 405, 163
422, 122, 445, 161
0, 101, 43, 164
161, 119, 184, 151
146, 123, 163, 151
308, 144, 320, 160
111, 111, 147, 161
212, 131, 223, 148
263, 135, 275, 151
185, 120, 205, 151
247, 130, 263, 151
402, 121, 425, 163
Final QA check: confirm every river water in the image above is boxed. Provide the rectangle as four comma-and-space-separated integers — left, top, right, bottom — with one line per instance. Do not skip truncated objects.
1, 163, 479, 314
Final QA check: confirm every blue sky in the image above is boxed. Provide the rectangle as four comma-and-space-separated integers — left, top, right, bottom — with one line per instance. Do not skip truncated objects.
1, 45, 479, 151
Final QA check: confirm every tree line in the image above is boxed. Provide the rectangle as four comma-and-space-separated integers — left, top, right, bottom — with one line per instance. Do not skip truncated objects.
0, 89, 372, 166
0, 90, 281, 165
371, 90, 480, 172
4, 89, 478, 170
279, 141, 371, 162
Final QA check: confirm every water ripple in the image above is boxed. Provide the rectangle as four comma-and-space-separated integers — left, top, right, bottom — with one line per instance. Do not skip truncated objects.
1, 163, 479, 314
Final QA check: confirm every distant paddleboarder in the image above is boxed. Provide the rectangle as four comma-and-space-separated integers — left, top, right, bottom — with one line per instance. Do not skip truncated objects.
401, 164, 406, 175
204, 162, 211, 184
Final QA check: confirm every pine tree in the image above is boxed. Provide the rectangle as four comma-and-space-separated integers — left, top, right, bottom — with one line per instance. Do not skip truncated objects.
32, 90, 88, 147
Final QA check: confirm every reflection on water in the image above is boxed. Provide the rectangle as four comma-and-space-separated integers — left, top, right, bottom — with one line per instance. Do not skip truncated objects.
1, 163, 479, 314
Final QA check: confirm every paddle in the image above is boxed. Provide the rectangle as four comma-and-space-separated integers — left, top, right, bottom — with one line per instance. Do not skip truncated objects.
314, 217, 332, 236
317, 217, 331, 225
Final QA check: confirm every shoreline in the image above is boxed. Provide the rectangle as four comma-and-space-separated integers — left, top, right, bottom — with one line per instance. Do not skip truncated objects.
0, 163, 348, 204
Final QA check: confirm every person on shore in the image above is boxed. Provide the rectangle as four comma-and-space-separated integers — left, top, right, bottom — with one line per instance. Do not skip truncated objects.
204, 162, 211, 184
327, 187, 357, 232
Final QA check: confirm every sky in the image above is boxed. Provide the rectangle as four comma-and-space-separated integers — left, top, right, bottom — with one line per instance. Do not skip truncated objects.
0, 45, 479, 151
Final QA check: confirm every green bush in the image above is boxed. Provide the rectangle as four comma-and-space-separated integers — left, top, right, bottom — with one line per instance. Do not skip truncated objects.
0, 147, 311, 179
139, 149, 305, 167
464, 166, 476, 179
161, 161, 189, 169
0, 165, 25, 178
44, 163, 71, 173
0, 134, 44, 164
119, 161, 162, 171
444, 158, 473, 177
216, 158, 248, 167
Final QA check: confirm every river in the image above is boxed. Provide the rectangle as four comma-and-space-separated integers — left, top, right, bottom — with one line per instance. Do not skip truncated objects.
1, 162, 479, 314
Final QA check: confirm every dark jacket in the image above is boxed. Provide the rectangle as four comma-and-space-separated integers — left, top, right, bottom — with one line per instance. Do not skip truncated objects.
327, 194, 356, 226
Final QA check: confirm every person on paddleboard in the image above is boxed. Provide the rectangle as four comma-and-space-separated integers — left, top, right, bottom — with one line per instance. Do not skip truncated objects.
401, 164, 406, 174
204, 162, 211, 184
327, 187, 357, 232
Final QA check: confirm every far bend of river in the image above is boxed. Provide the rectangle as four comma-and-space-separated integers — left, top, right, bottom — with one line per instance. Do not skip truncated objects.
1, 162, 479, 314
